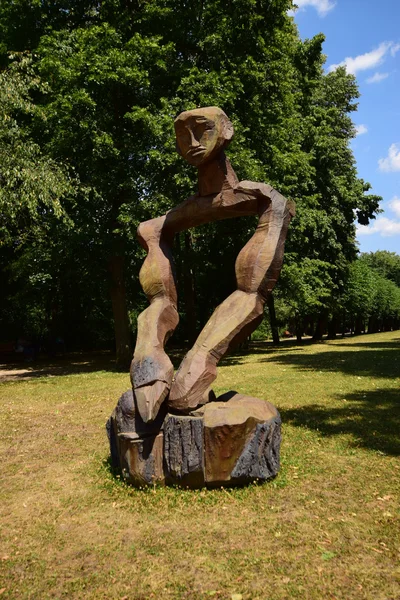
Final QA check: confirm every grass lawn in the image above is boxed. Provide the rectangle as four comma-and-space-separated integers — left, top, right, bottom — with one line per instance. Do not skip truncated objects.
0, 331, 399, 599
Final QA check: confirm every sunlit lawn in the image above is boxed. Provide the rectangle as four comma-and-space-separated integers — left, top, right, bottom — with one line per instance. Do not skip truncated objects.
0, 331, 399, 599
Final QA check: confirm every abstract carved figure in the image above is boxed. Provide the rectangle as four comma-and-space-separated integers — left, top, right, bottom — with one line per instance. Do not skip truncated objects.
130, 107, 295, 423
107, 107, 295, 487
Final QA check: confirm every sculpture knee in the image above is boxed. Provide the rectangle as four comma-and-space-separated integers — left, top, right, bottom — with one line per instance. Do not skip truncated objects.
235, 249, 258, 294
137, 216, 165, 248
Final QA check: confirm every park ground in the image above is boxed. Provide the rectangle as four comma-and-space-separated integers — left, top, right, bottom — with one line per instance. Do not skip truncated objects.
0, 331, 399, 599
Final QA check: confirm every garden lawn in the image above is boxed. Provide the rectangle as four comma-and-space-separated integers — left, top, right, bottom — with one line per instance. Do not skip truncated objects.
0, 331, 399, 600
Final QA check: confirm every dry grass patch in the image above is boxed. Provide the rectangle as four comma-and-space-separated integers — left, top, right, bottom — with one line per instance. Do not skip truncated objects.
0, 332, 399, 599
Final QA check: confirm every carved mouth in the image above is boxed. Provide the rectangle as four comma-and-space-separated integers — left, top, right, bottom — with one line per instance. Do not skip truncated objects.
187, 146, 206, 157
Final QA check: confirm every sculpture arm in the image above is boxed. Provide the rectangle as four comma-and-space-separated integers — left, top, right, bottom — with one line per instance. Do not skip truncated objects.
130, 216, 179, 422
236, 188, 295, 299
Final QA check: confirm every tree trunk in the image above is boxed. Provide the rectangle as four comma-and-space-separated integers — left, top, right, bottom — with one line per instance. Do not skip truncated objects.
342, 311, 347, 337
368, 315, 378, 333
312, 311, 327, 341
354, 316, 363, 336
327, 316, 338, 340
183, 232, 197, 346
108, 254, 132, 369
294, 315, 303, 342
267, 294, 280, 345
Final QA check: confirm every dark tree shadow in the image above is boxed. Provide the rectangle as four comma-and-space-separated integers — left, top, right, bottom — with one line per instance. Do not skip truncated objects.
219, 340, 310, 367
280, 387, 400, 456
328, 340, 400, 350
0, 351, 121, 381
265, 347, 399, 379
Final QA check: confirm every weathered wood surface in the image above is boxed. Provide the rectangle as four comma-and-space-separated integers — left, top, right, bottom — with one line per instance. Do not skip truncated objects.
163, 414, 204, 487
131, 106, 294, 421
119, 432, 165, 486
107, 390, 281, 488
203, 394, 280, 484
231, 419, 281, 482
106, 389, 166, 471
168, 291, 265, 412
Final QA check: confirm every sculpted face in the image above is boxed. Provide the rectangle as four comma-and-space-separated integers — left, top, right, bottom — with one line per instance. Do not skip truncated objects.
174, 107, 234, 166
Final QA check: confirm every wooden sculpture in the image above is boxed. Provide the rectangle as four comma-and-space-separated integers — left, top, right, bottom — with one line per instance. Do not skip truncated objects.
130, 107, 295, 423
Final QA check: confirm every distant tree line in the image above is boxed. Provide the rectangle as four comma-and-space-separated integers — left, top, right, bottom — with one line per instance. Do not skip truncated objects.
0, 0, 391, 365
267, 250, 400, 342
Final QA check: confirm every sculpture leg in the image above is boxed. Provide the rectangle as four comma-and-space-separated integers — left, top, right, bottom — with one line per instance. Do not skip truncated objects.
130, 218, 179, 422
168, 290, 264, 412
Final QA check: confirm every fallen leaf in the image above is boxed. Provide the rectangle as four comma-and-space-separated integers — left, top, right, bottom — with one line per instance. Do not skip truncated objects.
321, 551, 336, 561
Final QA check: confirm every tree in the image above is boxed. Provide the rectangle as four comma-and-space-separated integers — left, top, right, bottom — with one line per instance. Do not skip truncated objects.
0, 0, 382, 354
361, 251, 400, 287
0, 57, 74, 246
342, 259, 375, 334
12, 1, 305, 359
278, 62, 381, 340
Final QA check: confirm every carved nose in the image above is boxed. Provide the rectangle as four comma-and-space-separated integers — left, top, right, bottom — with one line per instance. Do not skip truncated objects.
189, 129, 200, 148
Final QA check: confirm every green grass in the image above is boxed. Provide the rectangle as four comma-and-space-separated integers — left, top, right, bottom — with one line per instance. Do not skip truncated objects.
0, 332, 399, 599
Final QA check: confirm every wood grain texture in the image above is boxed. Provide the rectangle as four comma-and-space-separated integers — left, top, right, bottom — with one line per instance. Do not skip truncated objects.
119, 432, 165, 486
203, 394, 280, 484
131, 107, 295, 421
163, 414, 204, 487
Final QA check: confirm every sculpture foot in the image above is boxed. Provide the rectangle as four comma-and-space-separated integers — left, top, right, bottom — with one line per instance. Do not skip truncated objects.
168, 351, 217, 413
131, 350, 175, 422
134, 380, 170, 423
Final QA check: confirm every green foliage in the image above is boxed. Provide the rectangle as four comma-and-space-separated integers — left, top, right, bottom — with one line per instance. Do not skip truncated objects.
0, 57, 74, 246
342, 259, 376, 319
0, 0, 391, 349
280, 258, 335, 318
361, 250, 400, 287
338, 254, 400, 334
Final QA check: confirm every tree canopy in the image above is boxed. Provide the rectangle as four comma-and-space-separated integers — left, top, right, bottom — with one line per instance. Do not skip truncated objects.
0, 0, 393, 361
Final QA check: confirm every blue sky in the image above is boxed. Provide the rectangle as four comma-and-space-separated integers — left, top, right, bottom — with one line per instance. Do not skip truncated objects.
291, 0, 400, 255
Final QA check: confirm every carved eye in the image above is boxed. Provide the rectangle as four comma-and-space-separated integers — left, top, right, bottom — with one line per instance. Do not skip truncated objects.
194, 123, 207, 138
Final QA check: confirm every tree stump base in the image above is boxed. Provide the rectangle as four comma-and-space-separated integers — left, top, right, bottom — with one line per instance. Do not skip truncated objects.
107, 390, 281, 488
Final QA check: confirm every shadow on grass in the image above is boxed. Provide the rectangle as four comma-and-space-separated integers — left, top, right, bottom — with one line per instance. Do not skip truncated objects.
280, 387, 400, 456
0, 351, 121, 380
329, 340, 400, 350
220, 340, 311, 367
265, 346, 399, 379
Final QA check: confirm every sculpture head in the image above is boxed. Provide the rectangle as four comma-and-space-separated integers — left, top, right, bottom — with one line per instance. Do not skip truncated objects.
174, 107, 234, 167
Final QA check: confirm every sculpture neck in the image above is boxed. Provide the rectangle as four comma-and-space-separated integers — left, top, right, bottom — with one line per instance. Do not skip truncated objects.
197, 152, 239, 196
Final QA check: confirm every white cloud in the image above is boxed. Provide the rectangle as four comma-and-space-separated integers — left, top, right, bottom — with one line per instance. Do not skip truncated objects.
328, 41, 396, 75
378, 143, 400, 172
390, 42, 400, 57
366, 72, 389, 84
293, 0, 336, 16
389, 196, 400, 218
357, 217, 400, 237
355, 124, 368, 136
